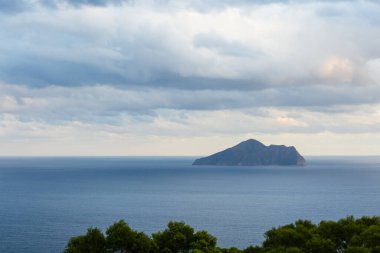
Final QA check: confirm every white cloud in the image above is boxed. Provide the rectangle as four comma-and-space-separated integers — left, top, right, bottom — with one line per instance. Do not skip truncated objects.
2, 1, 380, 87
1, 1, 380, 155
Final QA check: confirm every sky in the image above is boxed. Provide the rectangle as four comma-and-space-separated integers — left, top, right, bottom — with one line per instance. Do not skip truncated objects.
1, 0, 380, 156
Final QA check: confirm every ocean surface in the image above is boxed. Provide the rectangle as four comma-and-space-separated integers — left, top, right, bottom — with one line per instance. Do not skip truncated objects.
1, 156, 380, 253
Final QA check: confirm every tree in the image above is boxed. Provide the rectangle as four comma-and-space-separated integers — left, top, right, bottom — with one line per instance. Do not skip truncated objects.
265, 247, 303, 253
305, 237, 335, 253
317, 220, 344, 249
350, 225, 380, 250
106, 220, 153, 253
221, 247, 242, 253
263, 225, 306, 249
191, 230, 218, 252
152, 221, 195, 253
64, 228, 106, 253
343, 246, 371, 253
63, 216, 380, 253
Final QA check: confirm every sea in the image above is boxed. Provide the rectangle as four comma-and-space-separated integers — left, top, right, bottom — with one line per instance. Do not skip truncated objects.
0, 156, 380, 253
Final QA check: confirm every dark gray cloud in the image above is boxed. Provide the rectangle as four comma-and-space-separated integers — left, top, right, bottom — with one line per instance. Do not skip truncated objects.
0, 0, 128, 14
46, 0, 128, 8
0, 50, 266, 89
2, 82, 380, 124
0, 57, 126, 87
0, 0, 29, 13
64, 0, 127, 6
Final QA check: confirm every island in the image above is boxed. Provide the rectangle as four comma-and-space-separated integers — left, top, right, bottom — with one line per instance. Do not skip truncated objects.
192, 139, 306, 166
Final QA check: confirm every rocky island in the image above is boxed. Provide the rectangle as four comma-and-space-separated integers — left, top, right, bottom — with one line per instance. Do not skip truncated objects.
193, 139, 306, 166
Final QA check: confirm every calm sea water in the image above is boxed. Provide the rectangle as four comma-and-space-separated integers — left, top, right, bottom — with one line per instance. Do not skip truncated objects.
1, 156, 380, 253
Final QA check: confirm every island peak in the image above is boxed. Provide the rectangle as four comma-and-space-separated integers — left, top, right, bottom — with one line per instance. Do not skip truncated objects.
193, 139, 305, 166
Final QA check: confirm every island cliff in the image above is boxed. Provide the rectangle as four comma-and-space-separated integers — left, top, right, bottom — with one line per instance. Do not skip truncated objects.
193, 139, 306, 166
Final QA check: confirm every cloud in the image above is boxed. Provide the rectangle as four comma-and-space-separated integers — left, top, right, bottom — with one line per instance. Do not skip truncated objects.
62, 0, 127, 7
1, 1, 380, 89
2, 83, 380, 137
0, 0, 128, 14
0, 0, 29, 13
2, 102, 380, 156
193, 32, 260, 58
1, 0, 380, 155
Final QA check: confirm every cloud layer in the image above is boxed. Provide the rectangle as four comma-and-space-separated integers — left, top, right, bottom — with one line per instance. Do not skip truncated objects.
1, 0, 380, 155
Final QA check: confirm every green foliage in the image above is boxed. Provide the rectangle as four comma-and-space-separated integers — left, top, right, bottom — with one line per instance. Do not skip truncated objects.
191, 230, 218, 252
152, 221, 195, 253
64, 216, 380, 253
342, 246, 371, 253
243, 246, 263, 253
265, 247, 303, 253
64, 228, 106, 253
304, 237, 335, 253
152, 221, 219, 253
105, 220, 153, 253
262, 216, 380, 253
221, 247, 242, 253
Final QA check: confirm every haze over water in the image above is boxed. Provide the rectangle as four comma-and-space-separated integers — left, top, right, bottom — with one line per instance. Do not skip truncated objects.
1, 157, 380, 253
